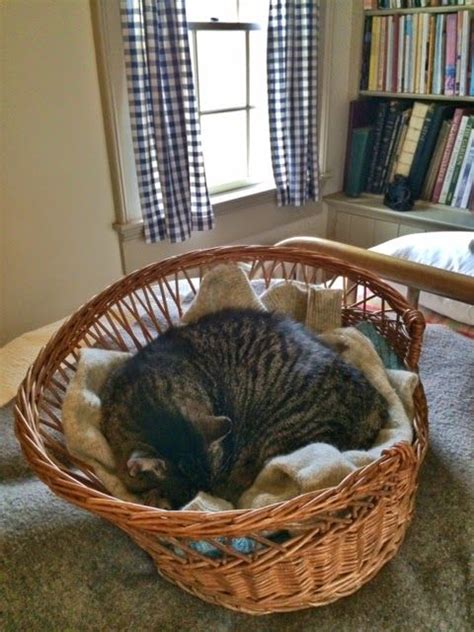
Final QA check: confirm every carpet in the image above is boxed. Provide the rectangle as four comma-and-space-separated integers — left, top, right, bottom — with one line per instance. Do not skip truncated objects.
1, 325, 473, 631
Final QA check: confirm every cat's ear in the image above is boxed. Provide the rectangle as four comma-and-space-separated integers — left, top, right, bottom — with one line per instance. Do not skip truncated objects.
127, 449, 167, 480
192, 415, 231, 447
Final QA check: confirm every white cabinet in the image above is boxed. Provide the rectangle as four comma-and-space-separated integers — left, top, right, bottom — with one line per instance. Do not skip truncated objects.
325, 193, 473, 248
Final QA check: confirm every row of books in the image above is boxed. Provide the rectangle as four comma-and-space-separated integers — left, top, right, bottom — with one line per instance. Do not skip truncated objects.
360, 11, 474, 96
344, 99, 474, 210
364, 1, 474, 9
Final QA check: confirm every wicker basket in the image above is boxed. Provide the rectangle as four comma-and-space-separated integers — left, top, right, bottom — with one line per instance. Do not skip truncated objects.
15, 245, 428, 615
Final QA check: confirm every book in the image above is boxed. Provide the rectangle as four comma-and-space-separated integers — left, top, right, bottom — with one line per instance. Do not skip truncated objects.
397, 15, 405, 92
374, 101, 404, 192
419, 12, 429, 94
389, 108, 412, 181
394, 101, 430, 176
386, 16, 394, 91
432, 14, 446, 95
345, 127, 374, 197
404, 15, 413, 92
439, 114, 471, 203
409, 104, 454, 199
459, 10, 470, 95
360, 16, 372, 91
425, 14, 436, 94
444, 13, 457, 96
445, 115, 474, 204
452, 128, 474, 207
378, 17, 387, 90
469, 14, 474, 95
367, 101, 389, 191
343, 99, 379, 191
432, 108, 472, 202
369, 17, 381, 91
421, 119, 451, 200
380, 106, 406, 188
460, 159, 474, 209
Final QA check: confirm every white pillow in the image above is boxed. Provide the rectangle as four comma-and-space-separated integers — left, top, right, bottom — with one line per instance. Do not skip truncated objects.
370, 232, 474, 325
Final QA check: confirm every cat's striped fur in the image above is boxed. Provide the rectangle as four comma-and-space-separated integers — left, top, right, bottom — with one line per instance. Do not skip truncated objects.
100, 308, 388, 508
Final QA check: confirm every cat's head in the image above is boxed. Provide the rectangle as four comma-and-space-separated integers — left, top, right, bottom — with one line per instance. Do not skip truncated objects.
123, 414, 231, 509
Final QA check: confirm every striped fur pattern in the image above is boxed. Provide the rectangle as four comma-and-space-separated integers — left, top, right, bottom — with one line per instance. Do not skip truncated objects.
100, 309, 388, 508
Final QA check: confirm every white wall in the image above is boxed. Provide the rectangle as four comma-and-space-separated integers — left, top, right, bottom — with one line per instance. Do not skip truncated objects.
1, 0, 123, 344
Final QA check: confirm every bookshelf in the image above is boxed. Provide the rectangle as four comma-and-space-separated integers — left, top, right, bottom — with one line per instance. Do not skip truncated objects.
330, 0, 474, 248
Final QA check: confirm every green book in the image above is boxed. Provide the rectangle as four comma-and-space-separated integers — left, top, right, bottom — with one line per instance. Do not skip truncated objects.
446, 115, 474, 205
345, 127, 374, 198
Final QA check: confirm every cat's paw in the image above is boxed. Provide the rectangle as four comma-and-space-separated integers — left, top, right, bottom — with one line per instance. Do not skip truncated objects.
142, 488, 172, 510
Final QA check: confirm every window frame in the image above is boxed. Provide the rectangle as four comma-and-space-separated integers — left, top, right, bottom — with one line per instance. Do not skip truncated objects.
91, 0, 335, 237
188, 20, 268, 195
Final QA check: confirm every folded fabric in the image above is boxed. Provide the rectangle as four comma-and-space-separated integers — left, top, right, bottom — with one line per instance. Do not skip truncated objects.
62, 347, 138, 503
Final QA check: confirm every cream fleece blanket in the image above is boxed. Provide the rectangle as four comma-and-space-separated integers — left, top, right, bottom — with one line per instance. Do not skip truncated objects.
62, 264, 416, 510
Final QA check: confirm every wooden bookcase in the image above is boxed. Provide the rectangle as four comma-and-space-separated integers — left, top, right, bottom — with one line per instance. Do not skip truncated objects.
326, 1, 474, 248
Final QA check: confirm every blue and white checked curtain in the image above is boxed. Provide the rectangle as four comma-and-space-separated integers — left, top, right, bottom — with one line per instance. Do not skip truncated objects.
267, 0, 320, 207
121, 1, 214, 243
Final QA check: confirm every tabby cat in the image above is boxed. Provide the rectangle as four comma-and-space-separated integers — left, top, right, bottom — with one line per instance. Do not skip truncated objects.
100, 308, 388, 509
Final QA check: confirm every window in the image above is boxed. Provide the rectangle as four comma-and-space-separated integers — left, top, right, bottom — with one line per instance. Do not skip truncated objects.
187, 0, 272, 195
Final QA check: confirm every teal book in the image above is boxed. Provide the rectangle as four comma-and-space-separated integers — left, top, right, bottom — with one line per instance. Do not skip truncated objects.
345, 127, 374, 198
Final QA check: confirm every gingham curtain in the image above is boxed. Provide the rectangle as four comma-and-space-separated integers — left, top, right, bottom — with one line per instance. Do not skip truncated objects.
267, 0, 320, 207
121, 1, 214, 243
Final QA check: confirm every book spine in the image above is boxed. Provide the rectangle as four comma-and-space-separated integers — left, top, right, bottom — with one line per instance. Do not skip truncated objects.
446, 116, 473, 204
470, 15, 474, 95
386, 16, 394, 91
459, 10, 470, 95
369, 17, 380, 91
392, 15, 399, 92
381, 109, 404, 188
378, 17, 387, 90
432, 109, 464, 201
426, 14, 436, 94
374, 104, 398, 191
395, 102, 430, 176
444, 13, 457, 96
398, 15, 405, 92
389, 110, 411, 181
419, 13, 429, 93
439, 115, 470, 204
422, 119, 450, 200
367, 103, 388, 191
459, 149, 474, 208
405, 16, 413, 92
455, 11, 463, 94
360, 16, 372, 91
414, 13, 421, 92
453, 128, 474, 207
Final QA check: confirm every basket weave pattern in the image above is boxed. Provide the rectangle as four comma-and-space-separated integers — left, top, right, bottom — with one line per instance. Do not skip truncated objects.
15, 246, 428, 614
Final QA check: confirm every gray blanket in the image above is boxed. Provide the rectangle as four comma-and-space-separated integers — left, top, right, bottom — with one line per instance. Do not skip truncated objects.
1, 325, 473, 631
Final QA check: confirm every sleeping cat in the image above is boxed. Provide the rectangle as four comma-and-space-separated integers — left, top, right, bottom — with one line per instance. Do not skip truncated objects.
100, 308, 388, 509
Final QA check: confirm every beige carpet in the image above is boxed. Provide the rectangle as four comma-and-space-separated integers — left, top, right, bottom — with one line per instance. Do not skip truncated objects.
1, 325, 473, 631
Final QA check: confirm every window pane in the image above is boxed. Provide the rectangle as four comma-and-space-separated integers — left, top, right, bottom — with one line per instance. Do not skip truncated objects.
238, 0, 270, 23
249, 30, 267, 107
197, 31, 246, 111
187, 0, 238, 22
200, 111, 248, 189
249, 108, 273, 184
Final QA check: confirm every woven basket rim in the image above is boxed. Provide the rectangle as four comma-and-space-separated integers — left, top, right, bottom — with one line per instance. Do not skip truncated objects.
14, 244, 428, 535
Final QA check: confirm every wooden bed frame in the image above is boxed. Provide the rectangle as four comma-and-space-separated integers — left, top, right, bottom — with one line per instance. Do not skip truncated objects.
276, 237, 474, 308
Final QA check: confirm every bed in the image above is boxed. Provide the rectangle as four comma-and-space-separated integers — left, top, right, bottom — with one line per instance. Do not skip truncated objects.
2, 235, 473, 629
